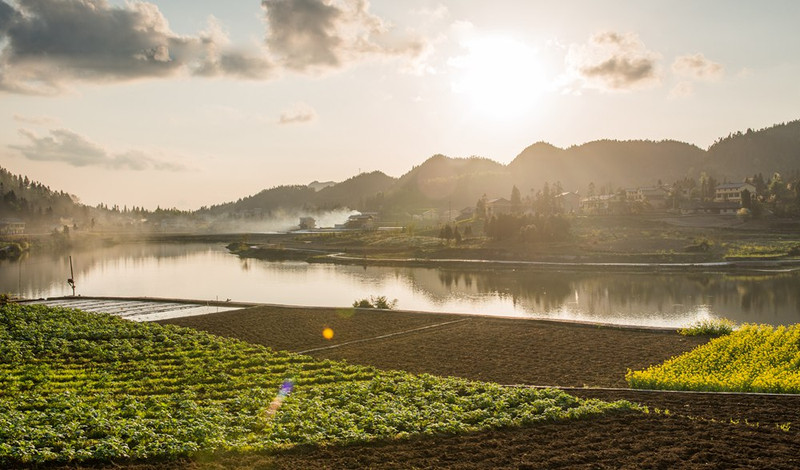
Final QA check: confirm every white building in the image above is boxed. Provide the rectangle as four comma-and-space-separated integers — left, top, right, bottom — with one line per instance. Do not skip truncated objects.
714, 182, 756, 203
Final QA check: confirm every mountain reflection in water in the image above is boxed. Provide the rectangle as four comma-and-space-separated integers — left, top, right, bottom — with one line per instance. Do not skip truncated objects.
2, 242, 798, 328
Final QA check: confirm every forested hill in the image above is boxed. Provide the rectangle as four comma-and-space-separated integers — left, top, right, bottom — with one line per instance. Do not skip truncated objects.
199, 171, 397, 215
379, 155, 509, 212
0, 166, 84, 224
705, 120, 800, 178
508, 139, 705, 193
206, 120, 799, 216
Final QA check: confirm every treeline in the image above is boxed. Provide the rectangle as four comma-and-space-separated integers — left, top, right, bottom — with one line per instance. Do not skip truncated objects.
0, 167, 86, 224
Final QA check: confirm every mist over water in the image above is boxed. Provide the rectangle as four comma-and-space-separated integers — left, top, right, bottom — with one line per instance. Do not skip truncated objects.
3, 241, 799, 328
199, 208, 359, 233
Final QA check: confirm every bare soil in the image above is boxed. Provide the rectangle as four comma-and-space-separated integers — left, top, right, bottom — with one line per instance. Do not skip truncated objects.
135, 305, 800, 469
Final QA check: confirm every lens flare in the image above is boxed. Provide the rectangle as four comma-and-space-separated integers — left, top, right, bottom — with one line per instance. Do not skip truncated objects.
322, 327, 334, 340
266, 379, 294, 417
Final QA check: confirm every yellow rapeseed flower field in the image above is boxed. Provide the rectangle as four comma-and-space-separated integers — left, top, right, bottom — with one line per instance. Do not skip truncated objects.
627, 324, 800, 393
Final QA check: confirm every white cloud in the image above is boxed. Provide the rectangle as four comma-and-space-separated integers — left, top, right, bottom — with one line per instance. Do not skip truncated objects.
412, 4, 449, 22
566, 31, 661, 92
672, 53, 724, 81
0, 0, 273, 94
669, 53, 724, 98
668, 81, 695, 99
278, 103, 318, 125
0, 0, 433, 94
261, 0, 428, 73
12, 114, 60, 126
10, 128, 186, 171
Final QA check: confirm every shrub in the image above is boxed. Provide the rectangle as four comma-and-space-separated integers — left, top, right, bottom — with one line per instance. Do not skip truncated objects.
684, 239, 710, 253
353, 296, 398, 309
678, 318, 736, 336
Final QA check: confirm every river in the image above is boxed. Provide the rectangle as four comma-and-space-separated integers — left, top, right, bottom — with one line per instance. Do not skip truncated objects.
2, 241, 799, 327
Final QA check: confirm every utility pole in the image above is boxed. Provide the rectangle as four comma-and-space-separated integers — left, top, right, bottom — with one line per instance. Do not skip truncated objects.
67, 256, 76, 296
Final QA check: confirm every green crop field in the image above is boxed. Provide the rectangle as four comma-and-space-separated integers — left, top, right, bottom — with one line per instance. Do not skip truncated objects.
0, 304, 635, 465
627, 324, 800, 393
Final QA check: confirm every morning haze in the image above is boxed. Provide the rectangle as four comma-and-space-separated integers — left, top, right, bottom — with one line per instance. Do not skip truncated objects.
1, 0, 799, 210
2, 2, 800, 469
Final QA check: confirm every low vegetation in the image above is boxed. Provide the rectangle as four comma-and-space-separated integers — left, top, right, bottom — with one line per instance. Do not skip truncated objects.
724, 241, 800, 259
0, 304, 635, 465
352, 295, 398, 309
627, 324, 800, 393
678, 318, 736, 336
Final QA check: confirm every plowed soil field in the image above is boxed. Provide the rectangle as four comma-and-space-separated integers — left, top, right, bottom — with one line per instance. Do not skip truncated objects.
131, 306, 799, 469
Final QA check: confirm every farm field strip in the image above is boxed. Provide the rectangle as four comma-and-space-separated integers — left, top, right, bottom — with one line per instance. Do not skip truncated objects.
627, 324, 800, 393
0, 304, 637, 465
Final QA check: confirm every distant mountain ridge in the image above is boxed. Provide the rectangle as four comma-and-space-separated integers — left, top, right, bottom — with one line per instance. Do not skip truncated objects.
6, 120, 800, 223
208, 120, 798, 215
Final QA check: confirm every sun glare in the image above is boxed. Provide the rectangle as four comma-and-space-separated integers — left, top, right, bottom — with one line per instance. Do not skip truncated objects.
450, 35, 546, 120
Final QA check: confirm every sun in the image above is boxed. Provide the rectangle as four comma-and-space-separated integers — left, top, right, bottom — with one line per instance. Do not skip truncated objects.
450, 35, 546, 119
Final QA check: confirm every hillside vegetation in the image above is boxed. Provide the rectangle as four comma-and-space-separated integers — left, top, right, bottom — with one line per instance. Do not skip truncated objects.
203, 120, 800, 217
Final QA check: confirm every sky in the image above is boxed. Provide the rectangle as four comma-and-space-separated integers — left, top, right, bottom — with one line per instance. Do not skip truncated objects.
1, 0, 799, 210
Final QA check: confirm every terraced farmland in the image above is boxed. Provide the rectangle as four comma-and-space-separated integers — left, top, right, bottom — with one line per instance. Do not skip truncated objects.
0, 304, 635, 465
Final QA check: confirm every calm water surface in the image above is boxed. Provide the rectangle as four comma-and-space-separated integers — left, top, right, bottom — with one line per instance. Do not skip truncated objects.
3, 242, 799, 328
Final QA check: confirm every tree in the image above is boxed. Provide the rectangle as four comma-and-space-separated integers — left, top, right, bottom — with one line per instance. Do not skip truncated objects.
741, 188, 752, 209
439, 224, 453, 241
475, 194, 488, 220
510, 186, 521, 214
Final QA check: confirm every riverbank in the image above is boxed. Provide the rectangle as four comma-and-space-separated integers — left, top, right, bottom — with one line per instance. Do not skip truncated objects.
223, 215, 800, 271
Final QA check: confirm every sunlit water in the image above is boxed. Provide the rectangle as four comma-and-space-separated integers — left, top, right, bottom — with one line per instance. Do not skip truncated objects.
2, 242, 799, 328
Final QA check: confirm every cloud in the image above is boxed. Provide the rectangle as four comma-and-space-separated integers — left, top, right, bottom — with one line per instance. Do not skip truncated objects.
261, 0, 427, 73
566, 31, 661, 91
672, 53, 724, 81
412, 4, 448, 21
278, 103, 318, 125
668, 81, 695, 99
0, 0, 273, 94
13, 114, 60, 126
10, 128, 186, 171
669, 53, 724, 98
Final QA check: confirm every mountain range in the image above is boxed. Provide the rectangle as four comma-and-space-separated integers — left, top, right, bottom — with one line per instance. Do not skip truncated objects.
205, 120, 800, 216
3, 119, 799, 227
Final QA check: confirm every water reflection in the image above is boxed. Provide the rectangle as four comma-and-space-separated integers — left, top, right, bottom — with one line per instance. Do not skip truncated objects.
2, 242, 799, 327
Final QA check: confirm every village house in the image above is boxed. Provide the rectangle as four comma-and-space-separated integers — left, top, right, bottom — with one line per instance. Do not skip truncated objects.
0, 218, 25, 235
580, 194, 626, 215
485, 197, 513, 216
554, 192, 581, 214
714, 182, 756, 203
412, 209, 439, 223
341, 213, 376, 230
457, 206, 475, 221
298, 217, 316, 230
626, 186, 670, 208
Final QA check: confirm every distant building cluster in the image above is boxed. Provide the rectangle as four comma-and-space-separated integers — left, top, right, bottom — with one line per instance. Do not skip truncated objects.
578, 181, 758, 216
0, 218, 25, 235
